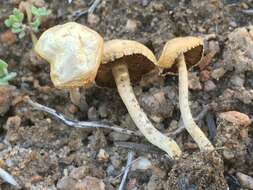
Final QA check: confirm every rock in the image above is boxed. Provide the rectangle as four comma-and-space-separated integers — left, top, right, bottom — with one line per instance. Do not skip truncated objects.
222, 149, 235, 160
109, 131, 130, 141
97, 149, 109, 162
98, 104, 108, 118
151, 2, 165, 12
127, 178, 137, 190
110, 155, 122, 169
88, 107, 99, 121
70, 166, 88, 180
229, 21, 237, 28
236, 172, 253, 189
0, 30, 17, 45
139, 88, 174, 119
146, 175, 164, 190
131, 157, 152, 171
87, 14, 100, 26
218, 111, 251, 127
223, 26, 253, 73
68, 104, 78, 114
188, 72, 202, 90
57, 176, 77, 190
0, 86, 13, 116
216, 112, 251, 171
200, 70, 211, 82
211, 67, 226, 80
125, 19, 139, 32
74, 176, 105, 190
204, 80, 216, 91
4, 116, 21, 130
208, 40, 220, 53
230, 75, 245, 87
106, 165, 115, 176
165, 152, 228, 190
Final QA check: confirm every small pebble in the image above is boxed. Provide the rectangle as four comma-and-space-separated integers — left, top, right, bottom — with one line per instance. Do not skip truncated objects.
97, 149, 109, 162
204, 80, 216, 91
57, 176, 77, 190
219, 111, 251, 127
0, 86, 12, 116
74, 176, 105, 190
230, 75, 244, 87
4, 116, 21, 130
131, 157, 152, 171
200, 70, 211, 82
70, 166, 88, 180
0, 30, 17, 45
88, 107, 99, 121
87, 13, 100, 26
236, 172, 253, 189
222, 149, 235, 160
208, 40, 220, 53
211, 67, 226, 80
152, 2, 165, 12
125, 19, 139, 32
98, 104, 108, 118
188, 73, 202, 90
68, 104, 78, 114
109, 131, 130, 141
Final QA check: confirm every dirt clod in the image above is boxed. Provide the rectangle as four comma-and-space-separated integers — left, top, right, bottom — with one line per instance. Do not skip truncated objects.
165, 152, 228, 190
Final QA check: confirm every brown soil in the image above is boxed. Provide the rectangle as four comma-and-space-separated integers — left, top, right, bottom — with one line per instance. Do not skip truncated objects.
0, 0, 253, 189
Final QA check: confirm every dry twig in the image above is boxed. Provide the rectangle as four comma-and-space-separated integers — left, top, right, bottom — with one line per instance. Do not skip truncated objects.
118, 151, 134, 190
0, 167, 20, 189
24, 97, 141, 136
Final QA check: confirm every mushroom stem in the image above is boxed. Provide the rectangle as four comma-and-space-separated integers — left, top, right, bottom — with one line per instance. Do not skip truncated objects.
112, 63, 182, 159
69, 88, 81, 106
178, 54, 214, 151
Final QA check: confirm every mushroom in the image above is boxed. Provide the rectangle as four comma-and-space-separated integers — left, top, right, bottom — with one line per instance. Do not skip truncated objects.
35, 22, 103, 111
96, 39, 182, 159
158, 37, 214, 151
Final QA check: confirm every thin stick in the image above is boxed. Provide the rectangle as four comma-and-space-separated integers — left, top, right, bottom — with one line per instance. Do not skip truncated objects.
0, 168, 21, 189
24, 97, 141, 136
88, 0, 101, 14
178, 54, 214, 151
118, 151, 134, 190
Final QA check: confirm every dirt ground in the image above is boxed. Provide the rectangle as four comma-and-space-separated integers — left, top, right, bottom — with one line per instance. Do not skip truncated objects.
0, 0, 253, 189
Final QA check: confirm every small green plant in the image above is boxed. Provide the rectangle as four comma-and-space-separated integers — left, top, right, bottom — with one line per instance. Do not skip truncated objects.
0, 59, 16, 85
4, 6, 51, 39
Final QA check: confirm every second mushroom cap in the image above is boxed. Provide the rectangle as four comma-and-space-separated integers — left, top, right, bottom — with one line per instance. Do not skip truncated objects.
95, 39, 157, 87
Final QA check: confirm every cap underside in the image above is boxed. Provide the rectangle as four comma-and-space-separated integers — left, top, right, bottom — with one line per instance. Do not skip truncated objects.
160, 45, 203, 75
96, 54, 156, 88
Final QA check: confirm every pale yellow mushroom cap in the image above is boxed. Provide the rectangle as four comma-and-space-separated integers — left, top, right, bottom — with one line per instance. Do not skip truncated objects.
158, 37, 203, 74
35, 22, 104, 89
96, 39, 157, 87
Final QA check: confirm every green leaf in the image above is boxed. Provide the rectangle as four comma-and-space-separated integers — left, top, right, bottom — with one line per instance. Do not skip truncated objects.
0, 72, 17, 85
0, 59, 8, 78
13, 8, 24, 22
4, 19, 13, 27
31, 18, 41, 32
0, 59, 7, 69
31, 6, 51, 17
11, 27, 23, 34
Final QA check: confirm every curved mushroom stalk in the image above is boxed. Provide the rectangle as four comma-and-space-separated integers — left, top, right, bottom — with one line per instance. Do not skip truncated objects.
112, 63, 182, 159
177, 54, 214, 151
